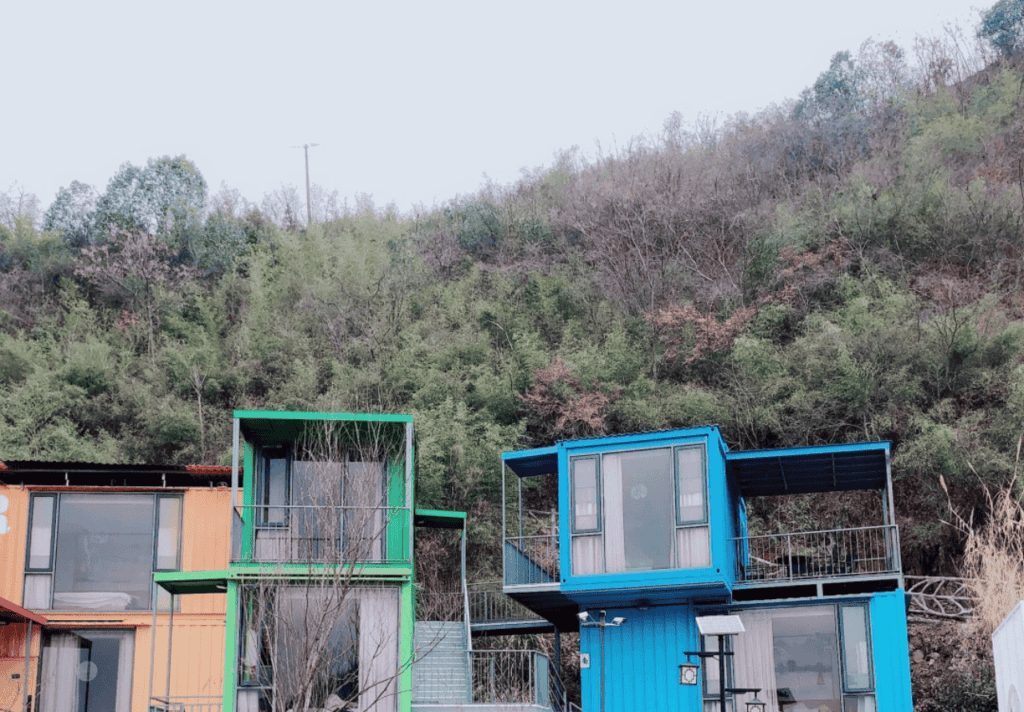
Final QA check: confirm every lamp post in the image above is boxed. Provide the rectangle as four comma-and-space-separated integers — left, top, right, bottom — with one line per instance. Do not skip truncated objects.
682, 615, 765, 712
578, 610, 626, 712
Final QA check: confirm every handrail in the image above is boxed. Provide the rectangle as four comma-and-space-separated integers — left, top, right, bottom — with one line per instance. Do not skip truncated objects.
461, 527, 474, 697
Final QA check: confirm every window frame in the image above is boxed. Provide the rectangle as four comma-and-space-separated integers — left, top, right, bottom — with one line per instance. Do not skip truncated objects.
568, 439, 712, 576
24, 492, 183, 612
839, 603, 875, 693
570, 455, 602, 535
256, 446, 292, 527
674, 443, 709, 526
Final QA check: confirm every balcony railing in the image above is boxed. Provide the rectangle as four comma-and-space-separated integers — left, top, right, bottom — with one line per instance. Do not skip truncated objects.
733, 525, 901, 584
468, 582, 544, 623
149, 696, 222, 712
231, 504, 410, 565
504, 534, 560, 587
470, 650, 566, 712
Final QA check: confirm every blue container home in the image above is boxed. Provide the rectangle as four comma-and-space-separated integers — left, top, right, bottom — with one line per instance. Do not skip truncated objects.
502, 426, 912, 712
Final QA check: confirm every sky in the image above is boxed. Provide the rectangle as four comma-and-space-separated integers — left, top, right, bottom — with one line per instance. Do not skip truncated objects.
3, 0, 985, 217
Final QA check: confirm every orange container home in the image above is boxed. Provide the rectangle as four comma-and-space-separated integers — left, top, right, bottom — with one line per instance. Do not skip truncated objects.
0, 461, 235, 712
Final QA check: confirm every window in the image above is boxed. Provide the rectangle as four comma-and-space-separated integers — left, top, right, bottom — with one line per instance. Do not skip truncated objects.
24, 493, 181, 611
238, 584, 399, 712
570, 442, 709, 575
252, 447, 388, 563
730, 604, 876, 711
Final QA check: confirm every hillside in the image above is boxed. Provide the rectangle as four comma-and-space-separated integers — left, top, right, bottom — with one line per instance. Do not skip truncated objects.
3, 15, 1024, 710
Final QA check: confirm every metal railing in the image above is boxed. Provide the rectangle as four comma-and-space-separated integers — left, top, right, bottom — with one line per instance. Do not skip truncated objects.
470, 650, 566, 711
149, 696, 222, 712
231, 504, 410, 565
733, 525, 901, 583
504, 534, 560, 587
467, 582, 544, 623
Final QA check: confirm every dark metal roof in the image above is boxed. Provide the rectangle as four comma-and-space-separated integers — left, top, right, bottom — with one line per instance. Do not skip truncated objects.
0, 461, 238, 488
725, 442, 890, 496
502, 446, 558, 478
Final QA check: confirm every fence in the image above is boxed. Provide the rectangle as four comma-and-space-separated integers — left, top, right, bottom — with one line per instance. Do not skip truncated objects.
470, 650, 566, 712
504, 535, 560, 587
231, 504, 410, 564
734, 525, 901, 583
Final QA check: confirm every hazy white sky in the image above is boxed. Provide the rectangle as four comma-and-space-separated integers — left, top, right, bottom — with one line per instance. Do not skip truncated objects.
3, 0, 984, 216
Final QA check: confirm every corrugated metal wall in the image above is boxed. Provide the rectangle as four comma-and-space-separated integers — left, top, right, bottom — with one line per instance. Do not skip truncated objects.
181, 488, 231, 615
0, 487, 29, 603
580, 603, 702, 712
870, 590, 914, 710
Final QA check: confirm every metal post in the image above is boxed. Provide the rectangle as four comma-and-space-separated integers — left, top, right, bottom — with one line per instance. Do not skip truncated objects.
599, 618, 606, 712
22, 620, 32, 712
148, 601, 158, 709
718, 634, 726, 712
406, 422, 414, 560
501, 461, 507, 586
165, 593, 175, 702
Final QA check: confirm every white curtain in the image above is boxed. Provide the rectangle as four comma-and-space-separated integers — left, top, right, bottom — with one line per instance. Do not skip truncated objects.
358, 587, 399, 712
38, 633, 80, 712
114, 631, 135, 712
603, 454, 625, 572
345, 462, 386, 563
571, 535, 604, 575
676, 526, 711, 568
733, 611, 780, 712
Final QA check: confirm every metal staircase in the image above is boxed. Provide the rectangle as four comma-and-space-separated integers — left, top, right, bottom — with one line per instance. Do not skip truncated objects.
411, 620, 471, 707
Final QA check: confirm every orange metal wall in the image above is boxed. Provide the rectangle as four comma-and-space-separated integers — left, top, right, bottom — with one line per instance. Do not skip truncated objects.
0, 484, 232, 711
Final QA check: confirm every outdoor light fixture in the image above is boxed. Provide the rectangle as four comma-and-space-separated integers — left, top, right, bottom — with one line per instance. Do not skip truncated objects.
578, 610, 628, 712
745, 694, 766, 712
679, 659, 700, 685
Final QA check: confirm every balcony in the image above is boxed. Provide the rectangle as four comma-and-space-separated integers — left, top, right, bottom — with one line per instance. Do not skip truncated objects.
732, 524, 902, 594
231, 504, 411, 565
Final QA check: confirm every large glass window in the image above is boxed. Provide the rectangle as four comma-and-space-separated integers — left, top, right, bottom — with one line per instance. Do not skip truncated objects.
239, 584, 398, 712
570, 442, 709, 575
253, 447, 388, 563
731, 605, 876, 712
24, 493, 181, 611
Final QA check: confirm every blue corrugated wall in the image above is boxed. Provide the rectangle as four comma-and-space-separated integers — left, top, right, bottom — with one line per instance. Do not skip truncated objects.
871, 590, 914, 710
579, 603, 702, 712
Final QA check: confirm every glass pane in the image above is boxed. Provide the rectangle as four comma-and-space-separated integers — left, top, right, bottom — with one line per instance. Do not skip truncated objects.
702, 635, 732, 698
615, 448, 674, 571
264, 456, 288, 525
773, 607, 840, 712
53, 494, 156, 610
840, 606, 872, 691
156, 497, 182, 570
571, 458, 599, 532
29, 495, 55, 569
676, 526, 711, 568
676, 447, 706, 523
844, 694, 877, 712
24, 573, 51, 609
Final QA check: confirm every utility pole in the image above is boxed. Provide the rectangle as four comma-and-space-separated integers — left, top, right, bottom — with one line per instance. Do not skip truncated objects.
292, 143, 319, 225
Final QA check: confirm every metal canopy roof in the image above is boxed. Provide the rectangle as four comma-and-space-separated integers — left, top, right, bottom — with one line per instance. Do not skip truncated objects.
726, 442, 890, 496
502, 446, 558, 478
0, 595, 47, 626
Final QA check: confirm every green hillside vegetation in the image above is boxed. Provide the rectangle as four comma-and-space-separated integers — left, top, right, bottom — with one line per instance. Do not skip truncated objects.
4, 10, 1024, 710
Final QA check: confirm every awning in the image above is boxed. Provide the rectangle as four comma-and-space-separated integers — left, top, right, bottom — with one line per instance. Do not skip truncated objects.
726, 442, 889, 496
